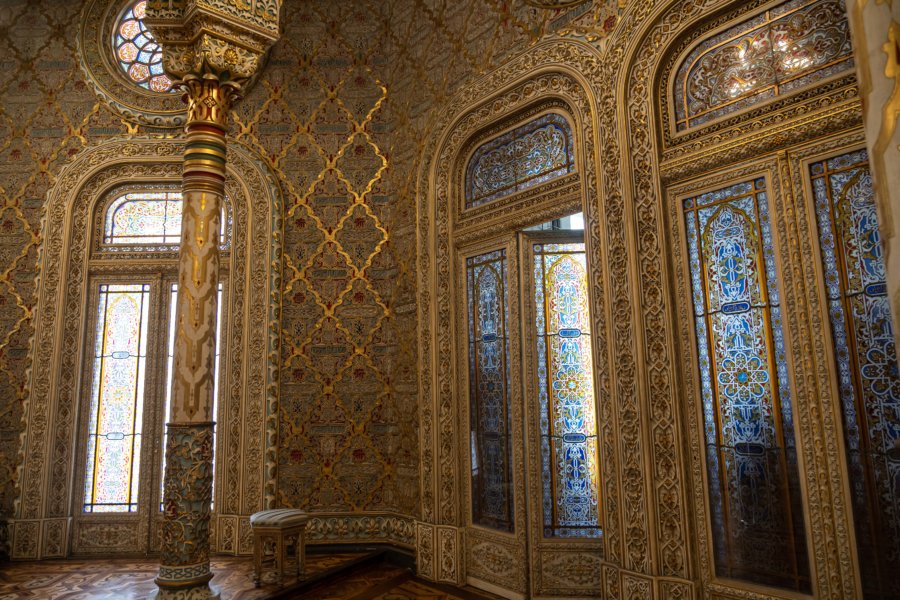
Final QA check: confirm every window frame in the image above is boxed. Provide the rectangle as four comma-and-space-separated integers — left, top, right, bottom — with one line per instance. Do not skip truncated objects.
72, 185, 231, 552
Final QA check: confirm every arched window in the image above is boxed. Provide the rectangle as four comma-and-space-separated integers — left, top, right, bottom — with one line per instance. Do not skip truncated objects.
672, 0, 853, 131
80, 188, 228, 517
464, 113, 575, 208
682, 178, 809, 590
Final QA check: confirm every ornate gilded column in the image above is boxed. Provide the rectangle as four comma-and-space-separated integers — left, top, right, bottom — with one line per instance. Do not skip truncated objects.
144, 2, 280, 598
846, 1, 900, 348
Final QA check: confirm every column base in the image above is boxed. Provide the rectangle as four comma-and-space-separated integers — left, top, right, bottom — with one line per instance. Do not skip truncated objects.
149, 585, 220, 600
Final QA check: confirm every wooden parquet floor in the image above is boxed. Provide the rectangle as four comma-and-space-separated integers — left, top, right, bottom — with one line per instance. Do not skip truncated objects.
0, 552, 364, 599
284, 562, 503, 600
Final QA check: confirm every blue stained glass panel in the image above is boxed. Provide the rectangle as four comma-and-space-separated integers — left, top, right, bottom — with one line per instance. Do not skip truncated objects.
465, 113, 575, 208
684, 179, 810, 590
466, 250, 514, 532
810, 149, 900, 599
533, 242, 600, 538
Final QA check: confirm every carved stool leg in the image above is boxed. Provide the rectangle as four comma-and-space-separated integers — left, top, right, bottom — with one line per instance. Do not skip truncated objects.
253, 531, 262, 587
297, 530, 305, 577
277, 531, 287, 587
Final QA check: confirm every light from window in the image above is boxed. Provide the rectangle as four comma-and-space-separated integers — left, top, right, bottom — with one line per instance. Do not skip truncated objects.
105, 191, 182, 246
683, 178, 809, 590
84, 283, 151, 513
674, 0, 853, 131
160, 283, 223, 511
465, 113, 575, 208
114, 0, 174, 93
103, 190, 229, 250
533, 242, 600, 538
466, 250, 514, 532
810, 149, 900, 599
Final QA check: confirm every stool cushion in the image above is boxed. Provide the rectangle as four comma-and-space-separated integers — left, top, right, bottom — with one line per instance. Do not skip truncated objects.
250, 509, 310, 528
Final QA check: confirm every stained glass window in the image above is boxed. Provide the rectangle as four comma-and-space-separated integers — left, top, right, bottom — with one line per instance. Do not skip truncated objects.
684, 179, 809, 590
114, 0, 174, 93
102, 190, 230, 250
105, 191, 182, 246
674, 0, 853, 131
533, 242, 600, 538
465, 113, 575, 208
810, 149, 900, 600
84, 283, 151, 513
466, 250, 514, 531
160, 283, 223, 511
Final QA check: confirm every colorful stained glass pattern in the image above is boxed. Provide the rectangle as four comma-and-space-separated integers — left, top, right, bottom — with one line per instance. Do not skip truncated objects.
104, 191, 182, 246
84, 284, 151, 513
160, 283, 223, 511
102, 191, 231, 251
466, 250, 514, 532
684, 179, 810, 590
810, 149, 900, 599
674, 0, 853, 131
113, 0, 174, 93
465, 113, 575, 208
533, 242, 600, 538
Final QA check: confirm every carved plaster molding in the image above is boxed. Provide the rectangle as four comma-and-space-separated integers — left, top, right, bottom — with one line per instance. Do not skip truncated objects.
418, 40, 610, 598
144, 0, 281, 91
10, 138, 282, 560
611, 0, 864, 595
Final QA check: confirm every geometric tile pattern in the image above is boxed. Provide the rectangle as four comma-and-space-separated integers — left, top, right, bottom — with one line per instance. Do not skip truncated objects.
0, 0, 624, 536
0, 0, 134, 526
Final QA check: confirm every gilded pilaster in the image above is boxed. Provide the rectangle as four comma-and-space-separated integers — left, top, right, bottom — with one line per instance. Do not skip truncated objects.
846, 0, 900, 350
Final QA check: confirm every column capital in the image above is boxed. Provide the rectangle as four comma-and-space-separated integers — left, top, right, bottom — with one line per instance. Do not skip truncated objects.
143, 0, 281, 91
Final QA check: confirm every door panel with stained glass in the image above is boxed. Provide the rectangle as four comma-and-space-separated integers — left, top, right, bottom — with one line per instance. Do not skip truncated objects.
520, 230, 603, 598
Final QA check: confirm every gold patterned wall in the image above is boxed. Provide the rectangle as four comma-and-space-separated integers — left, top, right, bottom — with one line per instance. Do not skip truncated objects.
0, 0, 137, 533
0, 0, 623, 529
0, 0, 624, 546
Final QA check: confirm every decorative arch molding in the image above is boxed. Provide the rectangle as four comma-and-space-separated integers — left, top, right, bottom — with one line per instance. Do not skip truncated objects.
613, 0, 864, 597
415, 40, 621, 593
9, 138, 283, 560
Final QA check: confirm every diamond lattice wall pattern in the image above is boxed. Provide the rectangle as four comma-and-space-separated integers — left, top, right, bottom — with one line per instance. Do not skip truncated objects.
0, 0, 624, 542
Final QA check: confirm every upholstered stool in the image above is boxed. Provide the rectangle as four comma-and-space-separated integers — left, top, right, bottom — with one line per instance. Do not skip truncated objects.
250, 509, 309, 587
